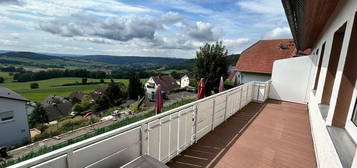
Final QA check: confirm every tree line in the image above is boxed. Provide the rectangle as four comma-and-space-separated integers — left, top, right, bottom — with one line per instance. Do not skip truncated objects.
13, 69, 108, 82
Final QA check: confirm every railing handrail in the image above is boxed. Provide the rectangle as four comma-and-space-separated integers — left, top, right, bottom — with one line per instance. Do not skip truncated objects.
9, 80, 271, 168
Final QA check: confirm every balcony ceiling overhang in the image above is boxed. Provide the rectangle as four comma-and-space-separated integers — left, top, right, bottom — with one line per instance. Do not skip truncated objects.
282, 0, 341, 50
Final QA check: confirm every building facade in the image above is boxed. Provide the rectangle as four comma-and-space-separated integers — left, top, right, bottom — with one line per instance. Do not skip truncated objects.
282, 0, 357, 167
0, 87, 30, 148
235, 39, 297, 84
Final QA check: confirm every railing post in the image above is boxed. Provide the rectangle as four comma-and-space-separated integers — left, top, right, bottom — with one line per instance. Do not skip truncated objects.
224, 94, 229, 121
256, 82, 260, 102
211, 99, 215, 130
239, 86, 243, 110
194, 105, 198, 143
66, 150, 75, 168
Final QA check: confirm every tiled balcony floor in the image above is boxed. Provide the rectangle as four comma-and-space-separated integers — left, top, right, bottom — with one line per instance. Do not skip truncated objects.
167, 100, 316, 168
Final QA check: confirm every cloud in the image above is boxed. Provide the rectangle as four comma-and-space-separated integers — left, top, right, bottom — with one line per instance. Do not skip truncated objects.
263, 27, 292, 39
0, 0, 20, 5
236, 0, 284, 16
38, 11, 224, 51
185, 21, 224, 42
155, 0, 213, 15
0, 39, 16, 45
222, 38, 252, 53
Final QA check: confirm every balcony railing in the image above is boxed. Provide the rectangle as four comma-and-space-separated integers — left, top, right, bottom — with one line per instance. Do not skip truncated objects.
9, 81, 271, 168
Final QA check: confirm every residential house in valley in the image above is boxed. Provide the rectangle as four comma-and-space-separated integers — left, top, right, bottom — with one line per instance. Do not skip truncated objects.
42, 95, 72, 121
0, 87, 30, 147
180, 73, 194, 88
145, 75, 180, 100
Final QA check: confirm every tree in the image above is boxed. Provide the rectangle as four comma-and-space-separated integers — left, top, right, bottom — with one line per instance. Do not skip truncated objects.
92, 94, 111, 112
193, 41, 229, 96
105, 81, 126, 105
170, 71, 180, 79
29, 103, 49, 128
128, 72, 144, 99
72, 96, 93, 114
82, 78, 88, 84
30, 83, 39, 89
0, 77, 4, 83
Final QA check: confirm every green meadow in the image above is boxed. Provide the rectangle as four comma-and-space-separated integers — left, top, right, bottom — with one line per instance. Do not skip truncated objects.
0, 72, 147, 102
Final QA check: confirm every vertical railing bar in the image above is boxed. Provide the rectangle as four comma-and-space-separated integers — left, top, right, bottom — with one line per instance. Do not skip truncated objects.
194, 105, 198, 143
257, 82, 260, 102
140, 124, 144, 155
66, 150, 74, 168
239, 87, 243, 110
224, 94, 228, 121
211, 99, 216, 130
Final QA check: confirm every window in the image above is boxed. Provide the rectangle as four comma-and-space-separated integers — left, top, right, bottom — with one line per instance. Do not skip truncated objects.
313, 43, 325, 90
352, 100, 357, 126
0, 111, 14, 122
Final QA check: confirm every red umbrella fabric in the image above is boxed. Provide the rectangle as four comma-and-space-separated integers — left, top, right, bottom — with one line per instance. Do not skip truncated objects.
219, 76, 225, 92
197, 78, 205, 99
155, 85, 163, 114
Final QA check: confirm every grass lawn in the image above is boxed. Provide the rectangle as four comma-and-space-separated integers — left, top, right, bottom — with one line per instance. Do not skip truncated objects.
0, 71, 12, 82
0, 73, 148, 102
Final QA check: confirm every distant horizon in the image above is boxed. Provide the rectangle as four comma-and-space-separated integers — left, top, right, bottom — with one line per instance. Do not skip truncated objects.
0, 49, 242, 59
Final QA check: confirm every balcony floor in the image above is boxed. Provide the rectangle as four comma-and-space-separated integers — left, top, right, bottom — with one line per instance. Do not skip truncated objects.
167, 100, 316, 168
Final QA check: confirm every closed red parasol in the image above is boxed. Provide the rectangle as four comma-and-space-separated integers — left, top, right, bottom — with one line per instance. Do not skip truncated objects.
219, 76, 225, 92
155, 85, 163, 114
197, 78, 205, 99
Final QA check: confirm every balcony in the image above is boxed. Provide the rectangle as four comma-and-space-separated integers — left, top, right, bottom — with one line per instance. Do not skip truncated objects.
167, 100, 316, 168
8, 81, 316, 168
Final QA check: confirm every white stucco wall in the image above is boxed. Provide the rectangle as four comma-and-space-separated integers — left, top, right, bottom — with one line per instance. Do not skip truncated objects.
0, 98, 30, 147
180, 75, 190, 88
239, 72, 271, 84
269, 56, 315, 104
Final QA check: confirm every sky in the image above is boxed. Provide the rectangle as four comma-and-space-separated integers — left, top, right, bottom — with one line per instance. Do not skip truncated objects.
0, 0, 292, 58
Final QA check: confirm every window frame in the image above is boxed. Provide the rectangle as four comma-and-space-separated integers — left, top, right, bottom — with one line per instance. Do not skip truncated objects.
0, 110, 15, 123
345, 80, 357, 142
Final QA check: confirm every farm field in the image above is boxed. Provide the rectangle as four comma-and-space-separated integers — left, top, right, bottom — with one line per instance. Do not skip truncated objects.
0, 73, 147, 102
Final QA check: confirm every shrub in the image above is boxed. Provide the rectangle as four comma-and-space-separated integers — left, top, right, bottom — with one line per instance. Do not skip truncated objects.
0, 77, 4, 83
30, 83, 39, 89
82, 78, 88, 84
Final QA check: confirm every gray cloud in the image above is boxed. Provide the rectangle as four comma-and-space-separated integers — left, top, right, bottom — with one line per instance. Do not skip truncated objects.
39, 12, 223, 50
184, 21, 224, 42
0, 0, 20, 5
39, 12, 185, 42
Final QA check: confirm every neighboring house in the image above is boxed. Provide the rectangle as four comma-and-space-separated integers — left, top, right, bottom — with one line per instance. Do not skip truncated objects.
235, 39, 297, 84
180, 73, 194, 88
90, 88, 106, 99
68, 91, 87, 102
42, 96, 72, 121
145, 75, 180, 100
0, 87, 30, 147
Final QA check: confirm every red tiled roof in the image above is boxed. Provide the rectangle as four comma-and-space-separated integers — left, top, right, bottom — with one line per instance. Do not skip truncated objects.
236, 39, 296, 74
152, 75, 179, 92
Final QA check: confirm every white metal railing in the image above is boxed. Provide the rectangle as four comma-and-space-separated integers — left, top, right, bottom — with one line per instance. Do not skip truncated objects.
9, 81, 271, 168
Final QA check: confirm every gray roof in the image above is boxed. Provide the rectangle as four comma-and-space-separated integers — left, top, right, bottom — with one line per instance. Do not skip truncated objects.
0, 87, 28, 101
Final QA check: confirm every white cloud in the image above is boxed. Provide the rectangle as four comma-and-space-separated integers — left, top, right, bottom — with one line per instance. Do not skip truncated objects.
0, 39, 16, 45
222, 38, 252, 53
236, 0, 284, 16
263, 27, 292, 39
